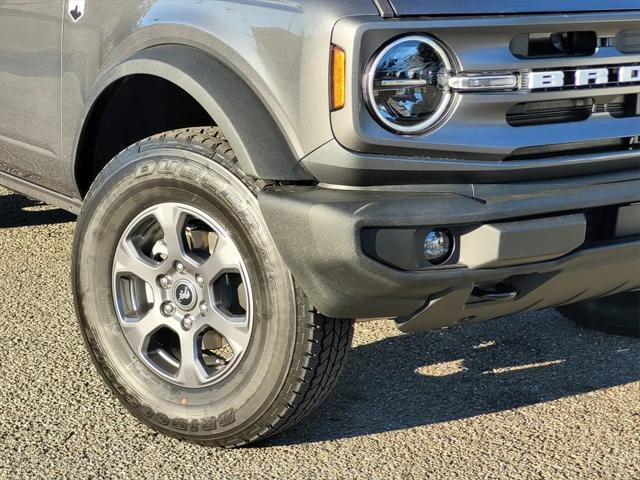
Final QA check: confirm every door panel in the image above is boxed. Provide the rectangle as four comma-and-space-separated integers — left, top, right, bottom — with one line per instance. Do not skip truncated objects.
0, 0, 67, 193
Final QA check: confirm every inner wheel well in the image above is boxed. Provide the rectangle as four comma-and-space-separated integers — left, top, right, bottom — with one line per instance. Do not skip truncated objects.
75, 74, 215, 197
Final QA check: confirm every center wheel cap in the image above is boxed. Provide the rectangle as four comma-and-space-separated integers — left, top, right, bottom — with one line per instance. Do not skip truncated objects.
174, 279, 198, 311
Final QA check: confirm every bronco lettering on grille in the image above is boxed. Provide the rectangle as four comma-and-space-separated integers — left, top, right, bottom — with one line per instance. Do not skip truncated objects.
528, 65, 640, 90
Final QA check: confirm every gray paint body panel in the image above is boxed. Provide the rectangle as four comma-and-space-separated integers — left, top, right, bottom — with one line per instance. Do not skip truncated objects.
0, 0, 67, 194
60, 0, 377, 197
0, 0, 378, 198
387, 0, 640, 15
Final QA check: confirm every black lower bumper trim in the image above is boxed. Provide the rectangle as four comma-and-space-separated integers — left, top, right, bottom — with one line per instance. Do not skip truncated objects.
395, 241, 640, 332
258, 174, 640, 321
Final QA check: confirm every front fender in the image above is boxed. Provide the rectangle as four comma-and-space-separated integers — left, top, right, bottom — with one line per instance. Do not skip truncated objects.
72, 44, 313, 185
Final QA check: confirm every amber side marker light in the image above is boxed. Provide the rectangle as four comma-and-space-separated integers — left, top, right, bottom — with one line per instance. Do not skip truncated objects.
331, 45, 346, 111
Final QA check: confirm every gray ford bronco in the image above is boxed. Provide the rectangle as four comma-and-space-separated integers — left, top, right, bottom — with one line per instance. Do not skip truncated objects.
0, 0, 639, 447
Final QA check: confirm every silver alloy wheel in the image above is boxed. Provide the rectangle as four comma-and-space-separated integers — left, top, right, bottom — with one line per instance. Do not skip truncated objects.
112, 203, 253, 388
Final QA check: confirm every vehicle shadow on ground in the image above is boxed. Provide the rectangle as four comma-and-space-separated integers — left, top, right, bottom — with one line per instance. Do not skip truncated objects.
0, 191, 76, 228
267, 311, 640, 446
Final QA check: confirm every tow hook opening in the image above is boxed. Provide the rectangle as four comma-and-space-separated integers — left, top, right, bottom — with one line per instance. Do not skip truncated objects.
468, 283, 519, 305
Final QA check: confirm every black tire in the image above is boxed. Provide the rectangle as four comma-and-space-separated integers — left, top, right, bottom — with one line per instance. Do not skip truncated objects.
557, 291, 640, 338
72, 127, 354, 447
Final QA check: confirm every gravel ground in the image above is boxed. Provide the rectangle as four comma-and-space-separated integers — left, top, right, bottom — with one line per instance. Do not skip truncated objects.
0, 186, 638, 479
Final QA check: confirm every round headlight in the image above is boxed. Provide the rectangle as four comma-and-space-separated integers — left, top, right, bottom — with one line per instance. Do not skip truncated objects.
365, 35, 453, 134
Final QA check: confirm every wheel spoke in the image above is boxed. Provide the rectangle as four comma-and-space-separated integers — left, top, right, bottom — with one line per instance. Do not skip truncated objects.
203, 308, 251, 355
176, 331, 206, 387
113, 239, 161, 286
152, 204, 186, 261
121, 310, 168, 356
202, 235, 244, 278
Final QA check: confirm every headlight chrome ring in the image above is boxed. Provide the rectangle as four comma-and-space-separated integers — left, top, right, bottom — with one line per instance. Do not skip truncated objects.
364, 35, 455, 134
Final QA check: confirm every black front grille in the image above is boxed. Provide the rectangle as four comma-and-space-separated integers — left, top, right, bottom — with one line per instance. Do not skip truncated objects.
616, 28, 640, 54
505, 137, 639, 161
506, 99, 593, 127
506, 94, 639, 127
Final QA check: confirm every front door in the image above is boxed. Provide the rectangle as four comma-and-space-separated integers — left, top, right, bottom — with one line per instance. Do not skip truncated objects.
0, 0, 65, 192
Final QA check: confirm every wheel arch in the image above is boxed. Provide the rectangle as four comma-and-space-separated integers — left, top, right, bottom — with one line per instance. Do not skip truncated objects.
73, 44, 312, 197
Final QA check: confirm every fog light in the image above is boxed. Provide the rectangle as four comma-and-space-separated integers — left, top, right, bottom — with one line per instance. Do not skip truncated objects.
424, 228, 453, 264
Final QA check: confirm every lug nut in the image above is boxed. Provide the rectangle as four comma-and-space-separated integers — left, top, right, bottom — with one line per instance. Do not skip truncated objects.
175, 262, 185, 274
158, 276, 172, 289
196, 275, 205, 287
182, 315, 193, 330
199, 302, 208, 316
162, 302, 176, 317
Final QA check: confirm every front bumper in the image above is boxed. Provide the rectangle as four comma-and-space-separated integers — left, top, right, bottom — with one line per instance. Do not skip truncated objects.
258, 171, 640, 330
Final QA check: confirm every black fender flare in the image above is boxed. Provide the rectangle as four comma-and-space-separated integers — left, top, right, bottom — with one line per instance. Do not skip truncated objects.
75, 44, 312, 183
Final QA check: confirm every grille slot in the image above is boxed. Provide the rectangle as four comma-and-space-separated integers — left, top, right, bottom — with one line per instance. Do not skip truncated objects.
506, 99, 593, 127
506, 95, 639, 127
510, 31, 597, 59
505, 138, 639, 161
610, 93, 640, 118
615, 28, 640, 54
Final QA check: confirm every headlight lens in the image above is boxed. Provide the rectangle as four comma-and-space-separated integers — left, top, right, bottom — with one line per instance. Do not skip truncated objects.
365, 35, 453, 134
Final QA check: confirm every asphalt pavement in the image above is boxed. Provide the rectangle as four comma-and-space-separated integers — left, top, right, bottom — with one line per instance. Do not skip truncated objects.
0, 186, 638, 479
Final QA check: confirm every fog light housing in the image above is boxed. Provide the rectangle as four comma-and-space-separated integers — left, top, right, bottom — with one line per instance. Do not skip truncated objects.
424, 228, 453, 264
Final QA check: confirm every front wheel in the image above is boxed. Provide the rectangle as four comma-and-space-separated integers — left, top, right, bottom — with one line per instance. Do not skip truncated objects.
72, 128, 354, 447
